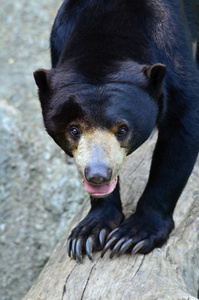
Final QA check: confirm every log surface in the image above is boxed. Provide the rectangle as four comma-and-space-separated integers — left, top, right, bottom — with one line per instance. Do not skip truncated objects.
24, 133, 199, 300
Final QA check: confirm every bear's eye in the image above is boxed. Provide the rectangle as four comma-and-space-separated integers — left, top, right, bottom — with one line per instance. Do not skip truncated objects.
116, 125, 129, 139
69, 126, 81, 139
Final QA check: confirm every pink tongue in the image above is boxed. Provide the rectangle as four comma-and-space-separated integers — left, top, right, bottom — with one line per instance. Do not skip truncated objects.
82, 178, 118, 197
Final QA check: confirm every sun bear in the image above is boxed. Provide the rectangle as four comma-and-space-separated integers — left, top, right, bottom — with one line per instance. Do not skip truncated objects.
34, 0, 199, 262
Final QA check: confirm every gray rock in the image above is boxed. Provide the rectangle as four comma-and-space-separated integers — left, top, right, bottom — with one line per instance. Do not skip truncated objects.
0, 1, 86, 299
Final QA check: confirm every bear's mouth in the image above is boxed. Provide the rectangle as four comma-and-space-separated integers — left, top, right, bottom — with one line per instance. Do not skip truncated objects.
82, 177, 118, 198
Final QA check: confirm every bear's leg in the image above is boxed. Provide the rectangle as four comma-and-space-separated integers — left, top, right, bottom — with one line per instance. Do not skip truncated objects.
102, 99, 199, 257
67, 180, 124, 261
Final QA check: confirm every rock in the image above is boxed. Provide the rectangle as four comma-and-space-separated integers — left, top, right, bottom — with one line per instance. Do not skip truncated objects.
0, 1, 86, 299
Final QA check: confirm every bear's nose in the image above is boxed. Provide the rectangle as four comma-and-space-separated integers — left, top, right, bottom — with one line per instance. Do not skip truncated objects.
84, 164, 112, 185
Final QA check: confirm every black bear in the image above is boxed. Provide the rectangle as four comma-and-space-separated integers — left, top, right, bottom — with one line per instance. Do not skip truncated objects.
34, 0, 199, 262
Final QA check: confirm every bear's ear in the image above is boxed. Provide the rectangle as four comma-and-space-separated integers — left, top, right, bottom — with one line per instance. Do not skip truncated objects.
143, 63, 166, 87
33, 68, 51, 91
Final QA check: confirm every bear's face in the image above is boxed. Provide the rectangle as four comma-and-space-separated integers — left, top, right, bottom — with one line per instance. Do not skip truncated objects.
34, 62, 166, 197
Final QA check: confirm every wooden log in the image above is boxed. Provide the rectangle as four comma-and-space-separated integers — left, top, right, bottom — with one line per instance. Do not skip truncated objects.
24, 132, 199, 300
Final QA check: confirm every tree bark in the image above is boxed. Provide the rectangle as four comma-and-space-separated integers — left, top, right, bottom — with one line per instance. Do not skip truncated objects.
24, 132, 199, 300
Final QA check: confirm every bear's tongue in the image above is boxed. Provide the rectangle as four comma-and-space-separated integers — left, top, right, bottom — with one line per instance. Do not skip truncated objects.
82, 178, 118, 197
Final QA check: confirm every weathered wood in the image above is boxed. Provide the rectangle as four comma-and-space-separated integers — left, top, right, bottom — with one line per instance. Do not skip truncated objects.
24, 132, 199, 300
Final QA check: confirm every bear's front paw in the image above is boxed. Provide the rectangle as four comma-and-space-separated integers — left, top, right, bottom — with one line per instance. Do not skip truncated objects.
67, 209, 124, 262
101, 211, 174, 258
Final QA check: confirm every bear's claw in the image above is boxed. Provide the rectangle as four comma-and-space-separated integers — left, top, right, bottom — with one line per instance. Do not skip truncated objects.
109, 237, 126, 258
101, 236, 146, 258
106, 227, 119, 241
67, 228, 111, 262
71, 239, 77, 260
85, 237, 94, 261
100, 212, 174, 257
131, 240, 146, 254
67, 231, 146, 261
101, 236, 118, 258
67, 237, 88, 262
66, 205, 124, 262
67, 238, 73, 258
99, 229, 107, 248
117, 239, 134, 257
76, 239, 83, 262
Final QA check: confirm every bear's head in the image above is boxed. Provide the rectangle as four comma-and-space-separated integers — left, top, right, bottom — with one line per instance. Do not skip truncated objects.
34, 61, 166, 197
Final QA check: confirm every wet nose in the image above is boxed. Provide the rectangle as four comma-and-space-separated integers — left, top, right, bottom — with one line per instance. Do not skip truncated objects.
84, 164, 112, 185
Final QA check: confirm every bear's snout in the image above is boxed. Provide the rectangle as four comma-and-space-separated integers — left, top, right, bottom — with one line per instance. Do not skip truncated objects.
85, 164, 112, 185
72, 128, 128, 190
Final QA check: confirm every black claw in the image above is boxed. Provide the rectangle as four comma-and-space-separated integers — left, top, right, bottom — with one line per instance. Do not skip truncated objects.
99, 229, 107, 248
131, 240, 146, 254
106, 228, 119, 242
110, 238, 126, 258
86, 237, 93, 261
72, 239, 77, 260
118, 239, 134, 257
76, 239, 83, 262
67, 239, 72, 257
101, 236, 118, 258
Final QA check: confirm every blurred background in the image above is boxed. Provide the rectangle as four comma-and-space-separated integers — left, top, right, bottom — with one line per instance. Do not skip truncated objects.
0, 1, 86, 299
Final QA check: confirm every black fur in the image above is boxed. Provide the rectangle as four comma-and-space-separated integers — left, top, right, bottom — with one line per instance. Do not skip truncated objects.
34, 0, 199, 258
